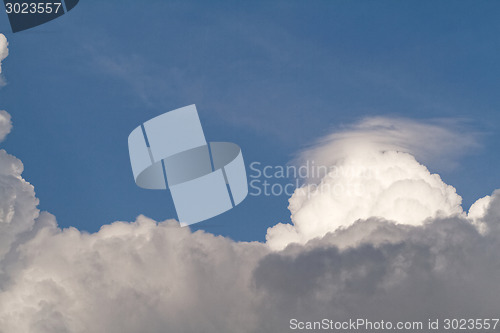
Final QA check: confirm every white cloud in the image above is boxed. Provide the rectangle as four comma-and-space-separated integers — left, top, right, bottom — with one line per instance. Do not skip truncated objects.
0, 34, 12, 141
0, 34, 8, 86
267, 117, 471, 250
295, 117, 479, 181
1, 35, 500, 333
0, 111, 12, 142
0, 37, 38, 269
468, 194, 491, 234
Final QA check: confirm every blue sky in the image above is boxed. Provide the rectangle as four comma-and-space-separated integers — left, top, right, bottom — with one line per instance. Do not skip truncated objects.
1, 0, 500, 242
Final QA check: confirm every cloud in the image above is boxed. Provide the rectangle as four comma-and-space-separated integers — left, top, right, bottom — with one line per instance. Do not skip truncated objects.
296, 117, 479, 180
0, 38, 38, 271
0, 111, 12, 142
0, 34, 8, 86
1, 35, 500, 332
255, 211, 500, 328
0, 113, 499, 332
0, 216, 269, 333
0, 34, 11, 141
267, 117, 471, 250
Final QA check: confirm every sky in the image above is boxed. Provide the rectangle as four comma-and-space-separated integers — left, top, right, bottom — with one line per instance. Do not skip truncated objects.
1, 1, 500, 242
1, 2, 500, 332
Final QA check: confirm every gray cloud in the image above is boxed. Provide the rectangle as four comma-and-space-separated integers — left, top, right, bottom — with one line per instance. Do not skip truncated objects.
256, 211, 500, 327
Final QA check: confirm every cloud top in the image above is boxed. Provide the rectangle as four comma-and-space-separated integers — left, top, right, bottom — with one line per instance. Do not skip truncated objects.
266, 117, 472, 250
297, 117, 479, 180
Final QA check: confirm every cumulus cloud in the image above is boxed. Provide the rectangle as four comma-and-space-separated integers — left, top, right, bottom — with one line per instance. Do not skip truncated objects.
0, 92, 38, 271
0, 111, 12, 142
1, 141, 500, 333
1, 35, 500, 332
0, 34, 11, 141
266, 118, 471, 250
0, 34, 8, 86
0, 217, 269, 333
255, 211, 500, 329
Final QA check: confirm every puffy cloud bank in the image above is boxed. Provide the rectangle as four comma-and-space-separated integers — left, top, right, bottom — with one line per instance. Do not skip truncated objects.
1, 34, 500, 332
